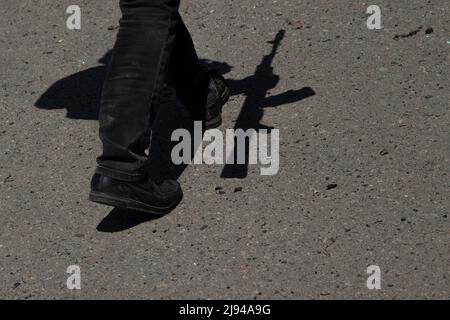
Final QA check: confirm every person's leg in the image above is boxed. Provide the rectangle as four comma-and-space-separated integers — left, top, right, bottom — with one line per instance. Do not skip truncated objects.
167, 14, 230, 127
96, 0, 181, 182
168, 14, 210, 105
90, 0, 183, 214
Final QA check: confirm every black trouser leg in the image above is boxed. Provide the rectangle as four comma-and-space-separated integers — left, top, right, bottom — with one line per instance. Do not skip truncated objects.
168, 13, 210, 104
150, 13, 211, 124
96, 0, 208, 181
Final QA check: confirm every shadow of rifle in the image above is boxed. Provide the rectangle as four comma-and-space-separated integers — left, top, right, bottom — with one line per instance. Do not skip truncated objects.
221, 30, 315, 179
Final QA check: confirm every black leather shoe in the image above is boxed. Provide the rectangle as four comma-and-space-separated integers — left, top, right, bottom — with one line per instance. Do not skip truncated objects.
203, 70, 230, 130
89, 174, 183, 215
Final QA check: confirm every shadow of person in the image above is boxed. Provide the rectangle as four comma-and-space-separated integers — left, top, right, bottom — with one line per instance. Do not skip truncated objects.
35, 51, 113, 120
96, 207, 161, 233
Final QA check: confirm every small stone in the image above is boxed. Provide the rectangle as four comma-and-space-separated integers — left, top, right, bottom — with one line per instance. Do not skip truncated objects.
398, 119, 407, 127
234, 187, 243, 192
3, 174, 13, 183
380, 148, 389, 156
326, 183, 338, 190
425, 27, 433, 34
215, 186, 225, 195
200, 225, 208, 230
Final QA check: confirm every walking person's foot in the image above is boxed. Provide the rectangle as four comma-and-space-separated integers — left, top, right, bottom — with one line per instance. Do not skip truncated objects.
89, 174, 183, 215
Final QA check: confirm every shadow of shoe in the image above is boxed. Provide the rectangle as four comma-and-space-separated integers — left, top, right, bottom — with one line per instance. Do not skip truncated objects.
96, 207, 163, 233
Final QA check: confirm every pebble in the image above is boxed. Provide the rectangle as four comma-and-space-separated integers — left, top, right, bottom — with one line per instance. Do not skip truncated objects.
326, 184, 338, 190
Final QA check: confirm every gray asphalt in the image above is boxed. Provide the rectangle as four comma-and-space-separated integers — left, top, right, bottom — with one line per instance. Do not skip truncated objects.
0, 0, 449, 299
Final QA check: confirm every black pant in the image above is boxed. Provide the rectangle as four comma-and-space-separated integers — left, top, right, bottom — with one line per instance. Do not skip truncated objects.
96, 0, 210, 181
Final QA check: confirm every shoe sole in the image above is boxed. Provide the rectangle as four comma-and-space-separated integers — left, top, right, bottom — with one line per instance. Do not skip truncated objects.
89, 191, 183, 215
204, 76, 230, 130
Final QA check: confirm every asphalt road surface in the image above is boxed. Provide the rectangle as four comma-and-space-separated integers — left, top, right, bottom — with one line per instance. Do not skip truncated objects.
0, 0, 449, 299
